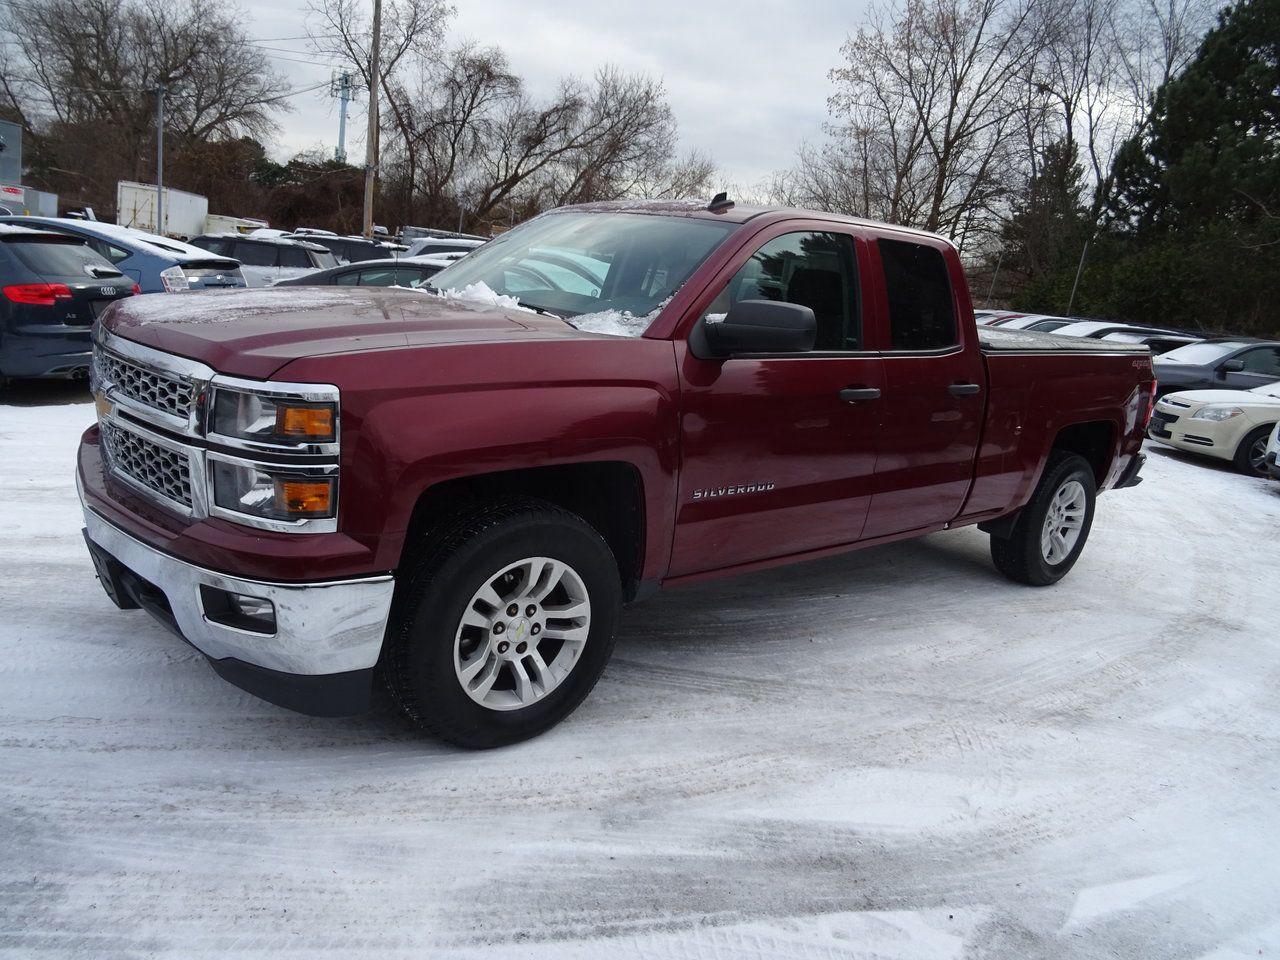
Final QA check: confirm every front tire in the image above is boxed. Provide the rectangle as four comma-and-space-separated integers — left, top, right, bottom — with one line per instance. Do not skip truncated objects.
1233, 425, 1273, 476
384, 498, 621, 748
990, 451, 1097, 586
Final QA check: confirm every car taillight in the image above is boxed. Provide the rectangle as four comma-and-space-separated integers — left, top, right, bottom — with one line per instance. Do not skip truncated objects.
1144, 380, 1158, 427
130, 283, 141, 296
2, 283, 73, 306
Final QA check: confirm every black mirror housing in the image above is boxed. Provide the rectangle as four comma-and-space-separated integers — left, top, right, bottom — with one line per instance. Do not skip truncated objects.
1220, 358, 1246, 373
692, 299, 816, 359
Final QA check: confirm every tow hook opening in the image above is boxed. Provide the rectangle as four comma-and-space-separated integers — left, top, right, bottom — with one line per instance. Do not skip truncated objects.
199, 585, 277, 635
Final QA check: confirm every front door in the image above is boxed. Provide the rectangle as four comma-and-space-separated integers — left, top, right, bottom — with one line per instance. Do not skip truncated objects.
861, 236, 984, 539
1222, 345, 1280, 390
670, 228, 884, 577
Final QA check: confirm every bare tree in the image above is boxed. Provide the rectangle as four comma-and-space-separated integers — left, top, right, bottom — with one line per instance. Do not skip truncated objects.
1, 0, 289, 206
817, 0, 1050, 248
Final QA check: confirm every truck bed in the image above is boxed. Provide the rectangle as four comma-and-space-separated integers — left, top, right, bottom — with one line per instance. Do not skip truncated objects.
978, 326, 1150, 354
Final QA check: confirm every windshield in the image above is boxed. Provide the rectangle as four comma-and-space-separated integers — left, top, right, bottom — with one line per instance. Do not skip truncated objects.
427, 212, 734, 333
1158, 341, 1249, 364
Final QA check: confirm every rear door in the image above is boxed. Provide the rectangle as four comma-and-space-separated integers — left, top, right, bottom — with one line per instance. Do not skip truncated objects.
232, 240, 278, 287
670, 224, 885, 576
860, 236, 984, 539
1223, 346, 1280, 389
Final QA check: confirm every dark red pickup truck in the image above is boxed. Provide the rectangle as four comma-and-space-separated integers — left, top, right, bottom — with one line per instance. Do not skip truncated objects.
79, 199, 1155, 746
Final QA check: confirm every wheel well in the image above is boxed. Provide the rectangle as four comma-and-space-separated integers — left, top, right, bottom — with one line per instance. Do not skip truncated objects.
1052, 421, 1116, 484
402, 462, 646, 599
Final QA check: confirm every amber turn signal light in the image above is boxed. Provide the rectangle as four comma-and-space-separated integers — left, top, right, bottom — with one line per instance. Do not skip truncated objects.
275, 479, 334, 517
275, 405, 335, 440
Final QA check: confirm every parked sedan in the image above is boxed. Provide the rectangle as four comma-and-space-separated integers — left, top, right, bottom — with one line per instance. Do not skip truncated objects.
272, 255, 457, 288
0, 223, 136, 383
188, 233, 337, 287
1153, 339, 1280, 396
1148, 381, 1280, 475
0, 216, 246, 294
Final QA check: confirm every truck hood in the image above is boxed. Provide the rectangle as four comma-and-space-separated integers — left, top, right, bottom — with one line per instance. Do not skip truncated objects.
101, 286, 584, 378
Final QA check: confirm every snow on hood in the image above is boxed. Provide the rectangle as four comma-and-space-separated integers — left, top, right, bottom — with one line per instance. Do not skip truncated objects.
118, 287, 361, 325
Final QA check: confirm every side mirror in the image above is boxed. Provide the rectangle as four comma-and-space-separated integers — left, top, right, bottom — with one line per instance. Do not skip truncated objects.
1220, 359, 1245, 374
691, 299, 816, 359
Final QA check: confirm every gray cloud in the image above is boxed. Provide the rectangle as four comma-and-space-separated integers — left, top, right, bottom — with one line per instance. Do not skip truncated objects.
251, 0, 866, 188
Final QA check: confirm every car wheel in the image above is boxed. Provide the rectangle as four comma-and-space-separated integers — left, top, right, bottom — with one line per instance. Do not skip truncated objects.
990, 451, 1097, 587
1233, 425, 1273, 477
383, 498, 621, 748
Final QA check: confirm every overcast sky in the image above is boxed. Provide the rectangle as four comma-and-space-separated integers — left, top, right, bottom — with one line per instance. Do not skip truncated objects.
248, 0, 867, 189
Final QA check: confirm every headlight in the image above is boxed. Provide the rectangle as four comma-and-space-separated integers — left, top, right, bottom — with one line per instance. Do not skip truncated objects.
159, 265, 189, 293
1191, 406, 1244, 421
209, 455, 337, 525
208, 386, 338, 449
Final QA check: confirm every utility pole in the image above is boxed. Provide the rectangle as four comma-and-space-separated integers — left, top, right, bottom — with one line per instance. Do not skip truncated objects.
361, 0, 382, 238
1066, 234, 1092, 317
331, 71, 352, 163
155, 84, 165, 235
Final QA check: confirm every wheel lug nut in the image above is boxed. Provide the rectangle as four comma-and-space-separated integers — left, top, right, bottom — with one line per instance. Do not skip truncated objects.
492, 622, 505, 634
497, 640, 510, 654
525, 604, 537, 617
531, 624, 541, 635
516, 641, 528, 654
507, 604, 519, 617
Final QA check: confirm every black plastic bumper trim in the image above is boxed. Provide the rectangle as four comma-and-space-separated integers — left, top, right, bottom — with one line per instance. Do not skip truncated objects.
1115, 452, 1146, 489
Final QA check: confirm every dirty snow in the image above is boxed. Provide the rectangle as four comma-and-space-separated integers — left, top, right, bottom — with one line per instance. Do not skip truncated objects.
2, 391, 1280, 959
116, 287, 362, 324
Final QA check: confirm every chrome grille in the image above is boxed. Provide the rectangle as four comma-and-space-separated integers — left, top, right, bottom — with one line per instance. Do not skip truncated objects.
96, 349, 194, 421
101, 420, 193, 509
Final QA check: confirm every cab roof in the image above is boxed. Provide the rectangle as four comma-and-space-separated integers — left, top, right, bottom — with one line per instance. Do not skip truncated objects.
555, 198, 948, 243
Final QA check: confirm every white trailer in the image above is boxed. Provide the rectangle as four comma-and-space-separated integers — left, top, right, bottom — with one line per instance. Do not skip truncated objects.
116, 181, 208, 239
205, 213, 269, 235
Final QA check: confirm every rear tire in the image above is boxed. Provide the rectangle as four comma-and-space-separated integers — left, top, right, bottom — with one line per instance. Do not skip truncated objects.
383, 498, 621, 748
990, 451, 1097, 586
1233, 425, 1272, 476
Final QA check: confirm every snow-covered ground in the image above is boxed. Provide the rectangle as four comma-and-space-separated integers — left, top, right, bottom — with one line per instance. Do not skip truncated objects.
3, 392, 1279, 959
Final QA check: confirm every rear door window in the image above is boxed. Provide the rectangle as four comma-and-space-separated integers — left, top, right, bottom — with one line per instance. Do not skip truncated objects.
234, 241, 277, 267
878, 239, 957, 351
6, 238, 121, 280
279, 246, 311, 269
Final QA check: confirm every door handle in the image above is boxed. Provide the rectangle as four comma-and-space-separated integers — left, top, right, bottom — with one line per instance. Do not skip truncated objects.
948, 383, 981, 396
839, 387, 882, 403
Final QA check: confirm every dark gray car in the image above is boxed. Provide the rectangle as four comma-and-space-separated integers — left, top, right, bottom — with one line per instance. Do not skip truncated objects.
1153, 339, 1280, 396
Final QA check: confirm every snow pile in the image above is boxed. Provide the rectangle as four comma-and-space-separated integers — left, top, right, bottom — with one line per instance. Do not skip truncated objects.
428, 280, 533, 314
566, 309, 653, 338
568, 297, 671, 338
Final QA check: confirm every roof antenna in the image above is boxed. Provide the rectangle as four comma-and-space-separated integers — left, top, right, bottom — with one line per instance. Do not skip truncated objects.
707, 191, 734, 212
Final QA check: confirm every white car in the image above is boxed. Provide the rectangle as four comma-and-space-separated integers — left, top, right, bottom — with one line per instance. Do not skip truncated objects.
1148, 382, 1280, 476
1266, 421, 1280, 480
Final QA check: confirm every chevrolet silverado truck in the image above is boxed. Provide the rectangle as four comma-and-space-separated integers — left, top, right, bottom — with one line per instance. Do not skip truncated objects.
78, 199, 1155, 747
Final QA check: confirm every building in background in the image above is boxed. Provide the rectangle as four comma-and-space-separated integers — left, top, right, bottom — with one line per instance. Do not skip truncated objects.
0, 120, 57, 216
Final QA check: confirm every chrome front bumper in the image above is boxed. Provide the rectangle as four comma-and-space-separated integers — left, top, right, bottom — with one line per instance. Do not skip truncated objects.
80, 496, 395, 678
